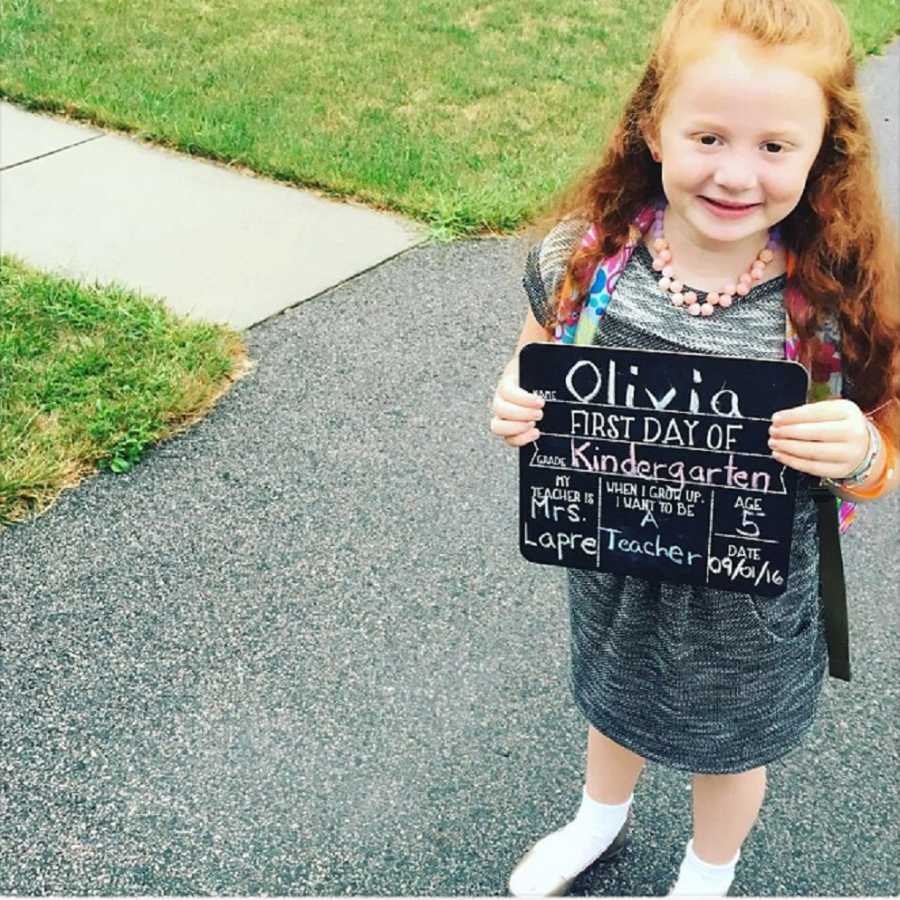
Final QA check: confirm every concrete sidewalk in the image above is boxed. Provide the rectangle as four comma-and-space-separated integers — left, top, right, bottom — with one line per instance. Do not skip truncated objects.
0, 40, 898, 898
0, 101, 429, 331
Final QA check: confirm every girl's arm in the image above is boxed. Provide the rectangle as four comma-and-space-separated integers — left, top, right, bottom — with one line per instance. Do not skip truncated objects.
511, 307, 555, 358
498, 307, 555, 390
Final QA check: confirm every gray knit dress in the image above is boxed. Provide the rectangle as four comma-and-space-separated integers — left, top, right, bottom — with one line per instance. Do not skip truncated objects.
523, 219, 829, 774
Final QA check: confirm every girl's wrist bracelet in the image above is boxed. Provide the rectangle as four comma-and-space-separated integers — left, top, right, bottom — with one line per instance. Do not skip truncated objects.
837, 435, 896, 500
846, 419, 880, 483
822, 418, 882, 489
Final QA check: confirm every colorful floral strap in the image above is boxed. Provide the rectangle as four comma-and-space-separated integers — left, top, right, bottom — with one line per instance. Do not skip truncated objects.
552, 205, 857, 533
782, 284, 857, 532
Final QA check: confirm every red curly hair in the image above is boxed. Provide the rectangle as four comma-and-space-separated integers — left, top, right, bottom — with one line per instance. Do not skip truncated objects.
526, 0, 900, 441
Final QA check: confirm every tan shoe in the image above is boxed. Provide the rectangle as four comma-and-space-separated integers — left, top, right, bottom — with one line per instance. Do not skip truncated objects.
508, 807, 634, 897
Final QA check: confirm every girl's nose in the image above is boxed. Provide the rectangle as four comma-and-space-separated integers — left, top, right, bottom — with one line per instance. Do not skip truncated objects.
712, 156, 758, 193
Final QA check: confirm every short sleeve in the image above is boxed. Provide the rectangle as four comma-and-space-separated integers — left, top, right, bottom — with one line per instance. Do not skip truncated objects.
521, 217, 592, 329
523, 242, 552, 327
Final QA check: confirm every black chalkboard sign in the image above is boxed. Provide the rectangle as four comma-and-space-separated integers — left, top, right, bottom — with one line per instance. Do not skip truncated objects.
518, 343, 809, 597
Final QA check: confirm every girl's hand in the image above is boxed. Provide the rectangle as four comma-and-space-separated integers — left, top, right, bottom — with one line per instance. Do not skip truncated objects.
490, 353, 545, 447
768, 399, 870, 479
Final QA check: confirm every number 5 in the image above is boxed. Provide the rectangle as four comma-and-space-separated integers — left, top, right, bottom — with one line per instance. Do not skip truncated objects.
736, 509, 761, 538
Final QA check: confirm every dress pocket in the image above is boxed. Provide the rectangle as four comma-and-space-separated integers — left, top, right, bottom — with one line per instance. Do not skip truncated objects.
742, 586, 817, 644
740, 484, 820, 645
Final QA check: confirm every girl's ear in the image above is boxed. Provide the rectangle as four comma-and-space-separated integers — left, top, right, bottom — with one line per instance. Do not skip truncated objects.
640, 118, 661, 162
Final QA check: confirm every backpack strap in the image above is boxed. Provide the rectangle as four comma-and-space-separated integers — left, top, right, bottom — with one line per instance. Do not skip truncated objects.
553, 208, 655, 346
554, 206, 852, 681
811, 482, 851, 680
784, 256, 853, 681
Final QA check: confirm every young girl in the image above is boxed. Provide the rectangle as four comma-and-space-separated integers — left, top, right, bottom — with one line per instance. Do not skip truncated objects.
489, 0, 900, 895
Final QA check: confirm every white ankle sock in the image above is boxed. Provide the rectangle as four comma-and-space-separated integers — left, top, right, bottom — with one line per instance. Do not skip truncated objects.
509, 784, 633, 894
574, 783, 633, 836
668, 838, 740, 896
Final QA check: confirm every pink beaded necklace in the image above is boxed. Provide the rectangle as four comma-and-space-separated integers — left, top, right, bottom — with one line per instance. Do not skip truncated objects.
650, 202, 780, 317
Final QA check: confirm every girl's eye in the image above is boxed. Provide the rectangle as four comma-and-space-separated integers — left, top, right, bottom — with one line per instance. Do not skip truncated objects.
763, 142, 784, 154
698, 134, 719, 146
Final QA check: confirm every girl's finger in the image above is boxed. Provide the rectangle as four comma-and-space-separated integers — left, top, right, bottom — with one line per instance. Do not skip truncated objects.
499, 386, 546, 410
771, 448, 858, 479
767, 437, 858, 463
505, 427, 541, 447
490, 415, 538, 437
768, 420, 855, 441
492, 394, 546, 422
498, 371, 547, 408
771, 399, 856, 425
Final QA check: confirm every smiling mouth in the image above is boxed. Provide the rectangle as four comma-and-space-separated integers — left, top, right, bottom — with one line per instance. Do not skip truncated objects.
701, 196, 761, 209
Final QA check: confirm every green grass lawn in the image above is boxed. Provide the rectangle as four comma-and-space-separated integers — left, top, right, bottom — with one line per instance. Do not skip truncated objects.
0, 1, 896, 528
0, 255, 251, 528
2, 0, 896, 240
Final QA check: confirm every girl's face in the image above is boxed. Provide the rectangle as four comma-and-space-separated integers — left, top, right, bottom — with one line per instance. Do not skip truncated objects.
645, 34, 828, 251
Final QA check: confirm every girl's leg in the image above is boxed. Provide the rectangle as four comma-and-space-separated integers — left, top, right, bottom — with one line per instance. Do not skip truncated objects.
669, 766, 767, 896
508, 725, 644, 896
692, 766, 767, 863
585, 723, 647, 803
